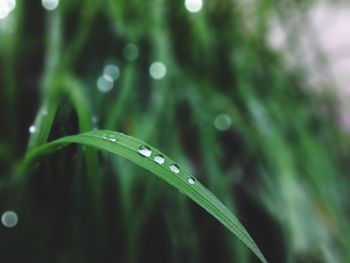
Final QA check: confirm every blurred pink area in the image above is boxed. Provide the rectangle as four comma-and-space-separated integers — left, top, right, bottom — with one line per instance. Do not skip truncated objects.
268, 2, 350, 130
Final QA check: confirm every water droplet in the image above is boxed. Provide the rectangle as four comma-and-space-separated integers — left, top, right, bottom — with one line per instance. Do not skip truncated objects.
29, 125, 36, 133
42, 0, 59, 11
97, 75, 114, 93
123, 44, 139, 61
185, 0, 203, 13
138, 145, 152, 157
149, 62, 167, 80
170, 164, 180, 174
103, 64, 120, 81
108, 135, 117, 142
154, 154, 165, 164
187, 178, 195, 185
214, 114, 232, 131
103, 134, 117, 142
1, 211, 18, 228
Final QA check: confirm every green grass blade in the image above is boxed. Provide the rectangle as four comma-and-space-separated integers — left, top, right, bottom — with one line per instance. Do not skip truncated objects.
23, 130, 268, 263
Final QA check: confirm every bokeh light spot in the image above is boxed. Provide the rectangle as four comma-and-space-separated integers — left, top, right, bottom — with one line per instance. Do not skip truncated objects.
149, 62, 167, 80
42, 0, 59, 11
1, 211, 18, 228
185, 0, 203, 13
214, 114, 232, 131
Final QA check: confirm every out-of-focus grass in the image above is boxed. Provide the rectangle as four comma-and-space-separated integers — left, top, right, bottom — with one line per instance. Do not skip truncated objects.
0, 0, 349, 262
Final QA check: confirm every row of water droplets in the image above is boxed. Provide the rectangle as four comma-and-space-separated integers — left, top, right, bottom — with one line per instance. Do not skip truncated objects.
137, 145, 196, 185
100, 133, 195, 185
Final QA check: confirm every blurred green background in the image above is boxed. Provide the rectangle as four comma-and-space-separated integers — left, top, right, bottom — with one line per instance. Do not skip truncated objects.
1, 0, 350, 262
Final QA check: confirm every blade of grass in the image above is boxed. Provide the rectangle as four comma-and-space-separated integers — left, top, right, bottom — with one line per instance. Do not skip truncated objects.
62, 75, 100, 192
18, 129, 268, 263
27, 9, 62, 150
61, 0, 101, 68
105, 64, 136, 130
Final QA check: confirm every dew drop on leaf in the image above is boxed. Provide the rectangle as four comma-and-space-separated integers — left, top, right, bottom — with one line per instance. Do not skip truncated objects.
169, 164, 180, 174
187, 178, 195, 185
102, 134, 116, 142
154, 154, 165, 164
108, 135, 117, 142
138, 145, 152, 157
